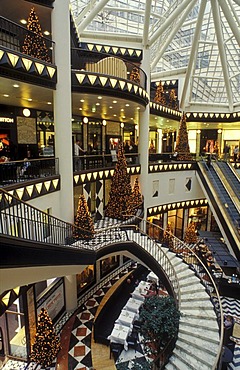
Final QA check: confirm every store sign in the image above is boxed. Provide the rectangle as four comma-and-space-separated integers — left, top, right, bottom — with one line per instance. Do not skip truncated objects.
0, 117, 14, 123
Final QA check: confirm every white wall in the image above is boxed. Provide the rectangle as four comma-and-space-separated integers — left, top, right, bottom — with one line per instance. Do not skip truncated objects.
144, 170, 205, 209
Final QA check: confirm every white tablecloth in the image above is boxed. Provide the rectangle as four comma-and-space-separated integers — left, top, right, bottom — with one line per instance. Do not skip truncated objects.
108, 323, 131, 350
131, 281, 151, 300
147, 271, 159, 283
116, 309, 136, 327
124, 297, 142, 313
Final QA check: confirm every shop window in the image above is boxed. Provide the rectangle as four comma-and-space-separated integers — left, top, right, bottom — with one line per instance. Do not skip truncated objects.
87, 122, 102, 153
76, 266, 94, 295
147, 216, 163, 240
168, 209, 183, 239
188, 206, 207, 231
101, 256, 119, 278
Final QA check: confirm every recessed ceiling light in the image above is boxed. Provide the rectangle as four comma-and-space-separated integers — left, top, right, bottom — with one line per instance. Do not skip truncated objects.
113, 114, 117, 117
3, 94, 9, 97
121, 108, 124, 112
131, 118, 133, 120
20, 19, 27, 25
44, 31, 50, 36
113, 100, 117, 103
109, 106, 113, 109
47, 102, 52, 105
13, 84, 19, 88
80, 99, 84, 102
137, 107, 140, 110
98, 96, 102, 100
125, 104, 130, 107
27, 98, 32, 102
122, 116, 125, 119
155, 117, 158, 120
96, 102, 100, 106
79, 108, 82, 110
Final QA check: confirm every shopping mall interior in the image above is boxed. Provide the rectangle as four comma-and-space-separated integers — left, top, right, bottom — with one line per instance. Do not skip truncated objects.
0, 1, 240, 369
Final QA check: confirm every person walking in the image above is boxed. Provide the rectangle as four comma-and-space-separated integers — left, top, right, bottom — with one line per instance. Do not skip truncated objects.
233, 145, 239, 163
74, 140, 85, 171
223, 143, 230, 161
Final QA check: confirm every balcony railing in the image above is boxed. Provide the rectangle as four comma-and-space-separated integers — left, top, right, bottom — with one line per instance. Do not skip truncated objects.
0, 16, 55, 64
71, 48, 147, 90
0, 158, 59, 187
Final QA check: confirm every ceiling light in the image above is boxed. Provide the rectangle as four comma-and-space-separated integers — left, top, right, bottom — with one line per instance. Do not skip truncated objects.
79, 108, 82, 111
131, 118, 133, 120
44, 31, 50, 36
47, 102, 52, 105
23, 108, 31, 117
3, 94, 9, 97
113, 100, 117, 103
80, 99, 84, 102
109, 106, 113, 109
122, 116, 125, 119
217, 129, 222, 134
13, 84, 19, 88
83, 117, 88, 124
98, 96, 102, 100
113, 114, 117, 117
102, 120, 107, 126
96, 102, 100, 106
20, 19, 27, 24
137, 107, 140, 110
120, 122, 124, 128
125, 104, 130, 107
121, 108, 124, 112
27, 98, 32, 102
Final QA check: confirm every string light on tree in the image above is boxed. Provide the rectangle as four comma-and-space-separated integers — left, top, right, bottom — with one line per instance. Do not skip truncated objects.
132, 177, 143, 211
184, 221, 198, 245
22, 7, 50, 62
163, 222, 174, 250
130, 66, 140, 85
154, 81, 166, 106
174, 113, 192, 161
31, 308, 61, 368
74, 195, 95, 240
105, 142, 134, 220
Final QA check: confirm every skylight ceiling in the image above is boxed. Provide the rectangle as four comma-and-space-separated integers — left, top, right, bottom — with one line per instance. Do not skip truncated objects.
70, 0, 240, 114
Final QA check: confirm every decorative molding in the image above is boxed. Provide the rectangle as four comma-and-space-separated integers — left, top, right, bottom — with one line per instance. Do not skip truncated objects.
80, 42, 142, 62
0, 47, 57, 86
149, 162, 196, 173
73, 72, 149, 106
147, 198, 208, 217
5, 177, 60, 201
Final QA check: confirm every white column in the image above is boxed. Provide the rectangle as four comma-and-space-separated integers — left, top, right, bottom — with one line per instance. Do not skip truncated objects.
139, 47, 150, 222
64, 275, 77, 311
52, 0, 74, 223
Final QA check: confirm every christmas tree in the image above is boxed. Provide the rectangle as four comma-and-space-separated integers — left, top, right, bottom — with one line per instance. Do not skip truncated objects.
22, 8, 50, 62
31, 308, 61, 368
163, 222, 174, 250
130, 66, 140, 84
184, 222, 198, 244
154, 81, 166, 105
169, 89, 178, 110
105, 143, 134, 220
132, 177, 143, 210
74, 195, 95, 240
174, 113, 192, 161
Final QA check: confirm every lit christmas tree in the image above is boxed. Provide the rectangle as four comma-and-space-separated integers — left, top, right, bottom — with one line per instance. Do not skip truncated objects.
74, 195, 95, 240
22, 8, 50, 62
169, 89, 178, 110
130, 66, 140, 84
154, 81, 166, 105
184, 222, 198, 244
105, 143, 134, 220
163, 222, 174, 250
174, 113, 192, 161
31, 308, 61, 369
132, 177, 143, 210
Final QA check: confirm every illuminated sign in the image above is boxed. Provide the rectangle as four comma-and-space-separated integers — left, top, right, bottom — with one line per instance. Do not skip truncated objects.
0, 117, 14, 123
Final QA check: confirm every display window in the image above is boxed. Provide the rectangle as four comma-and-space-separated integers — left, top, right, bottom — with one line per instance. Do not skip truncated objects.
188, 206, 207, 231
76, 266, 94, 295
100, 256, 119, 278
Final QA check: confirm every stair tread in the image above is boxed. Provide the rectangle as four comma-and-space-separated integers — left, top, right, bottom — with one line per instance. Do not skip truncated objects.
179, 327, 219, 343
178, 332, 219, 353
180, 316, 219, 330
174, 345, 214, 369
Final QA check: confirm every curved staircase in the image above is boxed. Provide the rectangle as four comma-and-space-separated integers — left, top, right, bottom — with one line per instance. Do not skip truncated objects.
125, 230, 221, 370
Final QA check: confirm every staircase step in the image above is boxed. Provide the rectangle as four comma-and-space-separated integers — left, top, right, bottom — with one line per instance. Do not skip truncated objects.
177, 332, 219, 355
169, 351, 210, 370
180, 290, 211, 301
175, 341, 216, 368
180, 283, 206, 294
180, 316, 219, 332
180, 299, 214, 310
179, 326, 219, 344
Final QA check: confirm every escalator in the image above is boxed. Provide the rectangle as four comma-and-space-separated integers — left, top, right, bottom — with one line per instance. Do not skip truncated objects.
214, 161, 240, 202
197, 161, 240, 260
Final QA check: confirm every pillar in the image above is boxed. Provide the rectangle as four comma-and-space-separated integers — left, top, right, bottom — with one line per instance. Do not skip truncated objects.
64, 275, 77, 311
52, 0, 74, 223
139, 47, 150, 222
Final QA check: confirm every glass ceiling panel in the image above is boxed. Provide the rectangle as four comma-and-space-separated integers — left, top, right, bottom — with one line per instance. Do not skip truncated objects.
70, 0, 240, 112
